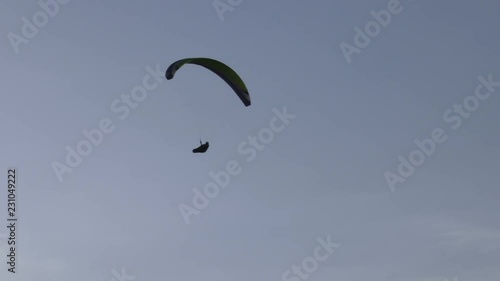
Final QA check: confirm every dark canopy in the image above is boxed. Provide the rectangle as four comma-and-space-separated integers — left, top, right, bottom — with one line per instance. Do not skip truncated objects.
166, 58, 251, 107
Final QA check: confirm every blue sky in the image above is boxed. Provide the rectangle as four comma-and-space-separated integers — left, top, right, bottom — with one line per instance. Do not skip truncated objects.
0, 0, 499, 280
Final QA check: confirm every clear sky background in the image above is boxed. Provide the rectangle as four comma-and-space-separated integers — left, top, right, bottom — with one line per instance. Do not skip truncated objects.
0, 0, 499, 280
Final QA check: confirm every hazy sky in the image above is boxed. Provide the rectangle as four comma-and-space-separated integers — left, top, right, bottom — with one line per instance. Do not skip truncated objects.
0, 0, 499, 281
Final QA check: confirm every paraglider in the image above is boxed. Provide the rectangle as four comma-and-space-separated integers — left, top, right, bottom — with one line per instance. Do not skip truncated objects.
192, 140, 210, 153
165, 58, 251, 153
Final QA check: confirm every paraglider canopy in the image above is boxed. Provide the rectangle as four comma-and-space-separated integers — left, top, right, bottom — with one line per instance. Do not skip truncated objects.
165, 57, 251, 107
